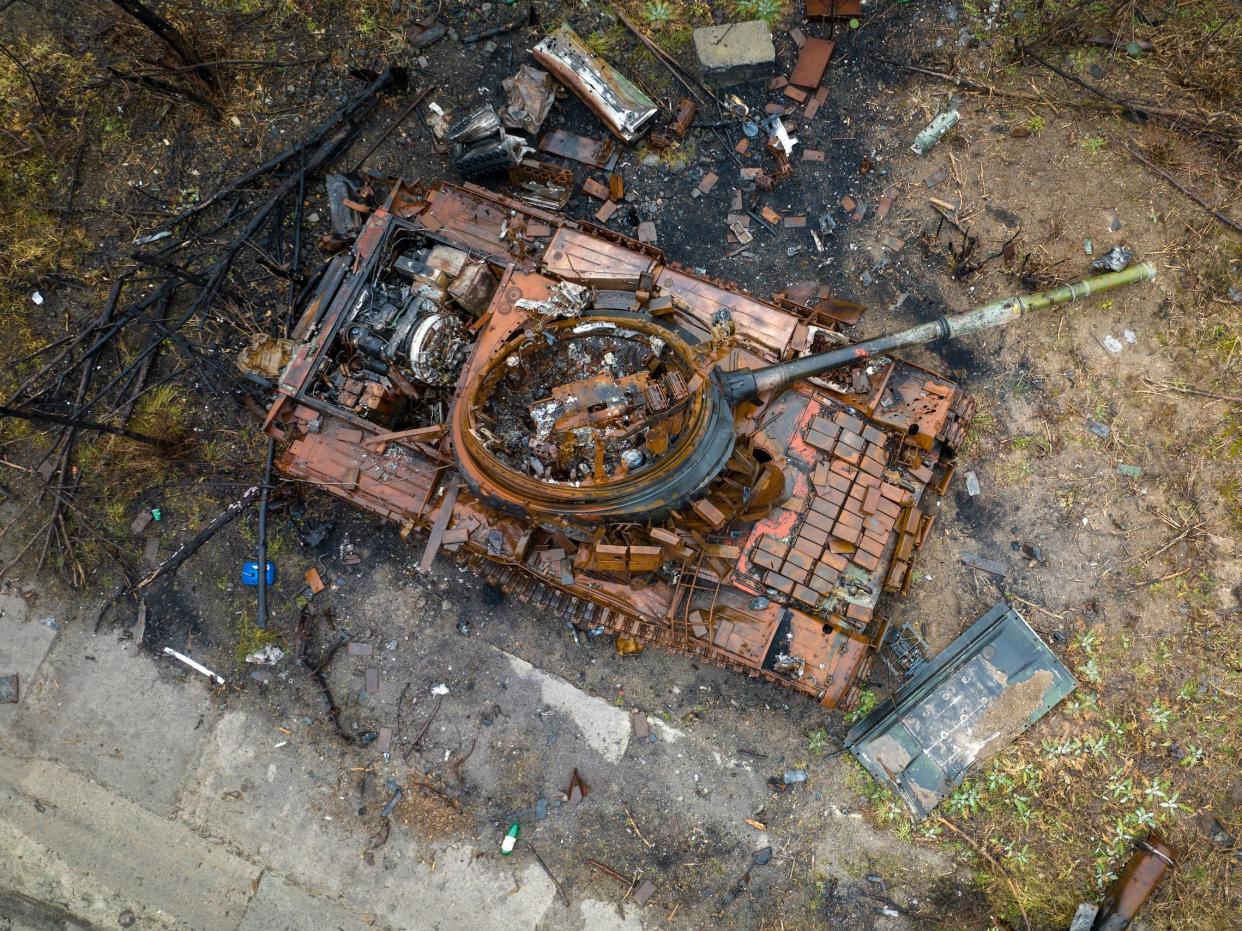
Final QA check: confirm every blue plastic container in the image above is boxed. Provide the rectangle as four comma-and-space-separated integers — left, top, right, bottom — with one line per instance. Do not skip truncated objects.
241, 561, 277, 586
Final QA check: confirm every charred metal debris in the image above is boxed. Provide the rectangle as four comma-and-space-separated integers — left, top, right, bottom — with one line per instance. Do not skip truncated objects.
259, 163, 1154, 722
236, 10, 1159, 773
9, 3, 1166, 833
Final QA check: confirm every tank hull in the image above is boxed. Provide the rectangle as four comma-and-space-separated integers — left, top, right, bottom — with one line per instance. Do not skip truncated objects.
263, 180, 974, 710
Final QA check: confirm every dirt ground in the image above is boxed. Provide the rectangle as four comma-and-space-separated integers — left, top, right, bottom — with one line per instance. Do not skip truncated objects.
1, 1, 1240, 929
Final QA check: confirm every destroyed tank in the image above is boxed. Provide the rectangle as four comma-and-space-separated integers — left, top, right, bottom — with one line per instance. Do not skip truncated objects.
258, 179, 1155, 710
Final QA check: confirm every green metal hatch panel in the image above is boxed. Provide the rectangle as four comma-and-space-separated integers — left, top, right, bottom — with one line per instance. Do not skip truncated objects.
845, 602, 1076, 820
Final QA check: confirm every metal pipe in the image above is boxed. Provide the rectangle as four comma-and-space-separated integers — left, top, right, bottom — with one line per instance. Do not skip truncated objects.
256, 436, 275, 630
723, 262, 1157, 405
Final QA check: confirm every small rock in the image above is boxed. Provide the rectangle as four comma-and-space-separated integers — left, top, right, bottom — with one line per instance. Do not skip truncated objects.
1087, 64, 1105, 79
964, 470, 980, 496
752, 846, 773, 866
306, 212, 320, 224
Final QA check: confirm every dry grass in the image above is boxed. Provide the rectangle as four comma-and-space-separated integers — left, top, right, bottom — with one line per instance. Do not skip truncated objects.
394, 772, 473, 842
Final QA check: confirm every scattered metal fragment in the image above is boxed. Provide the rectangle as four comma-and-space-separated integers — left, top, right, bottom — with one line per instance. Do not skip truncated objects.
632, 879, 657, 906
911, 110, 960, 155
508, 160, 573, 209
960, 552, 1007, 577
566, 767, 589, 805
1086, 418, 1110, 439
672, 97, 697, 137
582, 177, 610, 201
1117, 464, 1143, 478
380, 783, 403, 817
630, 710, 650, 739
1073, 833, 1177, 931
449, 106, 531, 180
532, 25, 658, 143
806, 0, 862, 16
1092, 245, 1133, 272
789, 37, 834, 89
0, 674, 17, 703
537, 129, 616, 170
502, 65, 555, 136
162, 647, 225, 685
410, 22, 446, 50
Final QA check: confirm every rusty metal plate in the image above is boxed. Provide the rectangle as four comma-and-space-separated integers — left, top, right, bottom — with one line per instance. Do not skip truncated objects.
789, 38, 835, 90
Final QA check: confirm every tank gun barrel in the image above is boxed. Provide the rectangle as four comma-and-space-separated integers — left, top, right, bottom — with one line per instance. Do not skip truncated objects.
722, 262, 1157, 406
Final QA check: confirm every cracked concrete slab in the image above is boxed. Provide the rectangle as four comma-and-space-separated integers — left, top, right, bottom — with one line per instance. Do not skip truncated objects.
0, 592, 57, 712
0, 755, 258, 931
500, 648, 632, 763
1, 616, 214, 816
179, 709, 558, 930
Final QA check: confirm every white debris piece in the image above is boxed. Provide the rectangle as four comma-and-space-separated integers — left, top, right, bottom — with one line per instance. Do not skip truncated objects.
162, 647, 225, 685
431, 683, 449, 696
244, 645, 285, 666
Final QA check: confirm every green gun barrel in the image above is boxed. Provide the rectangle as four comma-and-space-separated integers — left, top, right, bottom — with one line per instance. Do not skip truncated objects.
723, 262, 1157, 405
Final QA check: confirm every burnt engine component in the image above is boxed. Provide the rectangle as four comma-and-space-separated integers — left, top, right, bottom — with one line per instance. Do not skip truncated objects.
448, 105, 533, 181
321, 236, 494, 421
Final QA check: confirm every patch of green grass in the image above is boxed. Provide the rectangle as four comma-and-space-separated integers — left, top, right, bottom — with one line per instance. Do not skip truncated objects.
806, 726, 831, 754
734, 0, 789, 27
960, 410, 997, 456
1080, 136, 1106, 156
234, 614, 278, 665
585, 25, 627, 59
844, 686, 878, 724
921, 628, 1239, 928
